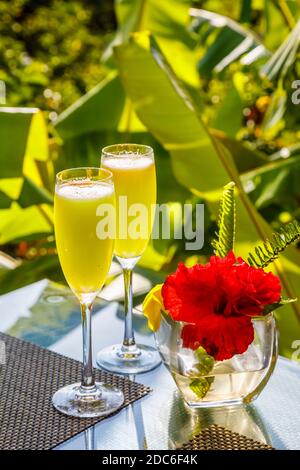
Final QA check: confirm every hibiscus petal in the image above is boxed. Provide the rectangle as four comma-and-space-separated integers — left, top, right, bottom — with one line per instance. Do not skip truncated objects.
181, 314, 254, 361
162, 264, 216, 323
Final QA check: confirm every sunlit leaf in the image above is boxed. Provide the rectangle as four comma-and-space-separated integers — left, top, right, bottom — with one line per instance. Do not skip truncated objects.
212, 86, 244, 137
103, 0, 199, 87
18, 176, 53, 208
0, 107, 35, 178
190, 8, 268, 76
261, 19, 300, 81
212, 131, 268, 173
55, 73, 126, 140
241, 153, 300, 210
0, 190, 12, 209
0, 108, 52, 243
0, 203, 52, 244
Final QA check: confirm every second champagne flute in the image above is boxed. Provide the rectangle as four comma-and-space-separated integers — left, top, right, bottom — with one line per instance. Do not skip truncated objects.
96, 144, 161, 374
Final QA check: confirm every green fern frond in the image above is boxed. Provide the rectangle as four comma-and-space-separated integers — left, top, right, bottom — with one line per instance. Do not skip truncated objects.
247, 220, 300, 268
212, 182, 236, 257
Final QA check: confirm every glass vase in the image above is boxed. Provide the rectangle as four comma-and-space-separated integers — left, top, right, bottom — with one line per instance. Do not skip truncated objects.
155, 312, 278, 408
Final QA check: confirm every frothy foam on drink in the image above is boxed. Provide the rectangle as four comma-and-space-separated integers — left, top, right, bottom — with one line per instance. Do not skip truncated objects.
103, 156, 153, 169
56, 180, 114, 200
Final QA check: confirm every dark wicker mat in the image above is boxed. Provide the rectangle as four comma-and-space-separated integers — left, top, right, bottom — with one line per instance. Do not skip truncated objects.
178, 425, 274, 450
0, 332, 151, 450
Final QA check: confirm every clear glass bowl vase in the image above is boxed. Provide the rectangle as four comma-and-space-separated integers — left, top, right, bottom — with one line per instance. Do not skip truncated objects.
155, 312, 278, 408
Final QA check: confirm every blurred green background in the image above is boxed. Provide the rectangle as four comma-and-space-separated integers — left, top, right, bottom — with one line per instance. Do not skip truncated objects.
1, 0, 300, 358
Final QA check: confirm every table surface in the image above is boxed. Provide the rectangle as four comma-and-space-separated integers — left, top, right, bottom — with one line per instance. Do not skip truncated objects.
0, 279, 299, 450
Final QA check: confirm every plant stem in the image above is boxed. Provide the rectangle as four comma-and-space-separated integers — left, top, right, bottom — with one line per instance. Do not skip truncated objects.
273, 0, 295, 29
37, 204, 54, 229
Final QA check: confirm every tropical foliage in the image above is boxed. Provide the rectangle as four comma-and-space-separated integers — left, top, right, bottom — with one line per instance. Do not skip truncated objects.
248, 219, 300, 268
0, 0, 115, 114
212, 182, 236, 257
1, 0, 300, 358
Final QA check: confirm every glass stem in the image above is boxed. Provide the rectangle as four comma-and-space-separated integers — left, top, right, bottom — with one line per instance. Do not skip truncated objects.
122, 268, 136, 350
80, 301, 95, 388
84, 427, 95, 450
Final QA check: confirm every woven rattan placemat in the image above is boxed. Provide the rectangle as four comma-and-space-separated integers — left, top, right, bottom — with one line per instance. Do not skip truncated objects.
179, 425, 274, 450
0, 332, 151, 450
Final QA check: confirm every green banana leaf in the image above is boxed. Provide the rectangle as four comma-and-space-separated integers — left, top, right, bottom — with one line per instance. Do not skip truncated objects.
0, 108, 53, 243
240, 0, 252, 23
114, 0, 195, 48
0, 203, 52, 245
269, 143, 300, 161
114, 31, 300, 357
0, 108, 33, 178
260, 86, 287, 140
211, 131, 268, 173
241, 153, 300, 211
103, 0, 199, 87
264, 0, 294, 50
261, 19, 300, 81
190, 8, 269, 77
18, 176, 53, 208
257, 18, 300, 145
0, 190, 12, 209
55, 72, 126, 140
212, 86, 244, 137
54, 73, 136, 168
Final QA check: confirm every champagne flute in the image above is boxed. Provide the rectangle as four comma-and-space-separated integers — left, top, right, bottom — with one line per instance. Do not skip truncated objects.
96, 144, 161, 374
53, 167, 124, 417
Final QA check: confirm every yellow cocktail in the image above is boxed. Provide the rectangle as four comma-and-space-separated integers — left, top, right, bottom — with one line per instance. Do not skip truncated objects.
53, 167, 123, 418
97, 144, 161, 375
102, 154, 156, 259
55, 179, 115, 296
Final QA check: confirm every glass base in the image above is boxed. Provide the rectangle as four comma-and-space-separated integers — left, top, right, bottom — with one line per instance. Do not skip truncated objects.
186, 397, 246, 408
52, 382, 124, 418
96, 344, 162, 374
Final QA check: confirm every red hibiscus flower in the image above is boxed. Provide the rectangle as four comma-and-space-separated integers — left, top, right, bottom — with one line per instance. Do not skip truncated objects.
161, 252, 281, 361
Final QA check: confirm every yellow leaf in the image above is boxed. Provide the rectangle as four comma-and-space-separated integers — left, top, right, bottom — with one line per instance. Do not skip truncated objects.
23, 110, 49, 185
